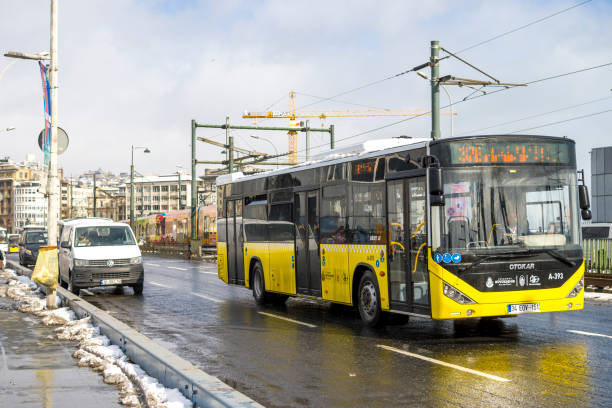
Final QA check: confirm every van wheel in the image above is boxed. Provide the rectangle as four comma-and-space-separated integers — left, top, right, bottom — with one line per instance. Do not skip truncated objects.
58, 272, 68, 289
358, 270, 386, 327
252, 262, 268, 305
69, 272, 80, 296
132, 283, 143, 295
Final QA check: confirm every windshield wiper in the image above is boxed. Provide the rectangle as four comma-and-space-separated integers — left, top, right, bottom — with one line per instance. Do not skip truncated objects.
534, 248, 576, 267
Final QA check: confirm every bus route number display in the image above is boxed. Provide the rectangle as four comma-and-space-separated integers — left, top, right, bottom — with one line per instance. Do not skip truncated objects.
450, 141, 570, 165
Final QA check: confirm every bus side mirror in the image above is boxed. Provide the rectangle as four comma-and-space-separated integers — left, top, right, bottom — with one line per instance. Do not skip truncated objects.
60, 241, 71, 249
428, 167, 445, 206
581, 209, 592, 221
578, 185, 590, 210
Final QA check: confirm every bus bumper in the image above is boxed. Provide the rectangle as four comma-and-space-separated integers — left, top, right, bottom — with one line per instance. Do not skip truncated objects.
429, 265, 585, 320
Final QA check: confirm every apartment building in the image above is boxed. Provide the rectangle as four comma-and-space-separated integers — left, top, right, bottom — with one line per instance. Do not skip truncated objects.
124, 175, 191, 217
13, 180, 48, 229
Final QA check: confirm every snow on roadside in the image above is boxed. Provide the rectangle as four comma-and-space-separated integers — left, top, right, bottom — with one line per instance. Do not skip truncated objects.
585, 291, 612, 302
0, 268, 192, 408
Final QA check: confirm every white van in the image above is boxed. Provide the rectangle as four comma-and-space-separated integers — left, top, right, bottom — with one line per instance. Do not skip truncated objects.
58, 218, 144, 295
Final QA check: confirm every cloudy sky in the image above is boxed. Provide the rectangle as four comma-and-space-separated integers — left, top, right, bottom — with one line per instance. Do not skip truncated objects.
0, 0, 610, 186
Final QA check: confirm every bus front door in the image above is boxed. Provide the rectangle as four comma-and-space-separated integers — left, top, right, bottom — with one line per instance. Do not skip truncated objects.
387, 176, 430, 315
294, 190, 322, 296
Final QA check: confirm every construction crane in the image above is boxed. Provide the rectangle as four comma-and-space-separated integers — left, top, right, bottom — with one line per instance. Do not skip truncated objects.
243, 91, 453, 164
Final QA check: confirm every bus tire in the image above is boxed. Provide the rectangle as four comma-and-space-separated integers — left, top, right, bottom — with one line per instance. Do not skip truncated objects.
252, 262, 268, 305
358, 270, 385, 327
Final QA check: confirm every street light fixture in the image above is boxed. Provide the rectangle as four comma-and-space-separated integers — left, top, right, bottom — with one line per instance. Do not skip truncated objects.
1, 127, 16, 132
250, 135, 278, 168
130, 145, 151, 229
417, 71, 454, 138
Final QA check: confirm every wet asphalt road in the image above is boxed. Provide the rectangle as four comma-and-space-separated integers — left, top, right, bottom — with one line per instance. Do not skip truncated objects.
10, 253, 612, 407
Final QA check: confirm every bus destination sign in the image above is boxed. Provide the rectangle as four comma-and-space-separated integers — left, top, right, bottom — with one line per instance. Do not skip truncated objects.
449, 141, 570, 165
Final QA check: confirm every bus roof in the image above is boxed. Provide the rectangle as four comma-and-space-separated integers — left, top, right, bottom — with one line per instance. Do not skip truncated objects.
216, 137, 429, 186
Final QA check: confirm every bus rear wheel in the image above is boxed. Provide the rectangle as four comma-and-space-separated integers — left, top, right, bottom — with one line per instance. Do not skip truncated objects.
358, 271, 385, 327
252, 262, 268, 305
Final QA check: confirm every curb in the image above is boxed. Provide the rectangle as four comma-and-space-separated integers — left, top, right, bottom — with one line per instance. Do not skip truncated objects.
7, 260, 263, 408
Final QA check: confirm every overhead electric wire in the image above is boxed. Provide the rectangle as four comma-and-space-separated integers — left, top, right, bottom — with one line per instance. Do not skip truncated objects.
276, 61, 612, 159
459, 94, 612, 135
293, 1, 591, 111
510, 108, 612, 133
294, 91, 392, 110
454, 0, 592, 54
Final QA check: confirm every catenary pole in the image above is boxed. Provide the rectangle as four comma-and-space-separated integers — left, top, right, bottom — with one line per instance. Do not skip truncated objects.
430, 40, 441, 140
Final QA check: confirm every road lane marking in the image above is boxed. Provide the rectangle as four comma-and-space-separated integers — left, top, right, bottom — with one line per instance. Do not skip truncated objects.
191, 293, 222, 303
376, 345, 511, 382
199, 271, 217, 275
168, 267, 187, 271
567, 329, 612, 339
149, 281, 172, 289
81, 289, 95, 296
145, 263, 160, 267
257, 312, 317, 328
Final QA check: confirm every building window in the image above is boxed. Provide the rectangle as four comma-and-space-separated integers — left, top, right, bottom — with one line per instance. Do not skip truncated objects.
161, 186, 168, 192
153, 186, 160, 192
180, 185, 187, 192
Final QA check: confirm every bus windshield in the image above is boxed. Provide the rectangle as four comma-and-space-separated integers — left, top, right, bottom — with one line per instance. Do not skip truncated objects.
431, 166, 580, 256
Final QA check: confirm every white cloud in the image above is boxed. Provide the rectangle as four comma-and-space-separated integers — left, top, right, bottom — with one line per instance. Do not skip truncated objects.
0, 0, 610, 188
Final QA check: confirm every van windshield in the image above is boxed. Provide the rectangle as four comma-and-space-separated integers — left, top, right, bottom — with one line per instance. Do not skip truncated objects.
26, 231, 48, 244
75, 226, 136, 247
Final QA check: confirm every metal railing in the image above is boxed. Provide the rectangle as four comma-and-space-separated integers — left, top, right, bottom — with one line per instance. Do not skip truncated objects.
582, 238, 612, 287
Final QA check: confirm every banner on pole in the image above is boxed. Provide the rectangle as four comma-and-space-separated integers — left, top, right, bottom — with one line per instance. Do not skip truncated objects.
38, 61, 51, 167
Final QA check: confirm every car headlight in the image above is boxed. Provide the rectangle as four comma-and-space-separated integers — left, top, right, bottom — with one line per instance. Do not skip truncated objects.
130, 256, 142, 264
443, 282, 476, 304
25, 249, 32, 255
566, 277, 584, 298
74, 259, 87, 267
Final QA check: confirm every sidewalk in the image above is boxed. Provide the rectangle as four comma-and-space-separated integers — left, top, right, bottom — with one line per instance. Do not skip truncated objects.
0, 270, 120, 407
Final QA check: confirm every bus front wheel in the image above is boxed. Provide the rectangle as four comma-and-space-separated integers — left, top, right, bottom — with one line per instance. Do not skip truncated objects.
252, 262, 268, 305
358, 271, 385, 327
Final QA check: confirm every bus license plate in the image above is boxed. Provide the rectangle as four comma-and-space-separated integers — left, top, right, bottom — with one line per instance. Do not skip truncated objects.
507, 303, 540, 314
101, 279, 122, 285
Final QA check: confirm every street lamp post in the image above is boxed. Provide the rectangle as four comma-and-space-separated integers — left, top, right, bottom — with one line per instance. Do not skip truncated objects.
0, 127, 16, 133
130, 146, 150, 229
250, 135, 278, 168
417, 71, 454, 138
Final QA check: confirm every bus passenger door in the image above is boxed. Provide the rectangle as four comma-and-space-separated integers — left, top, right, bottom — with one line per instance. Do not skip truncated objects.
294, 190, 322, 296
226, 200, 237, 284
387, 176, 430, 314
227, 199, 244, 285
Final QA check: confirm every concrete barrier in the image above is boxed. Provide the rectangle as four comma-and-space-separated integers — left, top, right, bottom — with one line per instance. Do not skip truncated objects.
7, 260, 263, 408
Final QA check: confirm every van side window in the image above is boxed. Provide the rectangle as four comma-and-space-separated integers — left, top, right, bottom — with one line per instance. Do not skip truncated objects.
60, 225, 71, 244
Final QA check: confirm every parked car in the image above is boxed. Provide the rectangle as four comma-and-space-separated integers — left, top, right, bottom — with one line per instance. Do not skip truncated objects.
18, 229, 48, 266
58, 218, 144, 296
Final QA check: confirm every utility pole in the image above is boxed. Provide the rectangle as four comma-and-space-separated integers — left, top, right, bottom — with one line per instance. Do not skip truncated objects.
93, 173, 96, 217
46, 0, 59, 309
430, 40, 440, 140
190, 120, 198, 256
69, 178, 73, 218
305, 120, 310, 162
226, 116, 234, 173
177, 170, 182, 210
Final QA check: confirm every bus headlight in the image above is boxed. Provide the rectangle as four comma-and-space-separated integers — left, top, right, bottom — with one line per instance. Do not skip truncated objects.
443, 282, 476, 304
130, 256, 142, 265
566, 277, 584, 298
74, 259, 87, 267
25, 249, 32, 255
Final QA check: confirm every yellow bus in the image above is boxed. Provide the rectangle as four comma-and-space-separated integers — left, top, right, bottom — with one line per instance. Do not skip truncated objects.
216, 135, 589, 326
